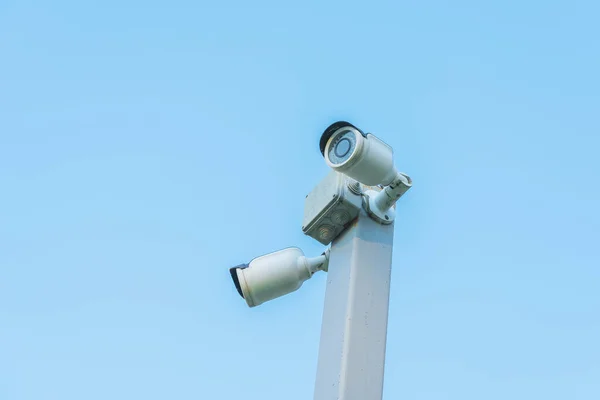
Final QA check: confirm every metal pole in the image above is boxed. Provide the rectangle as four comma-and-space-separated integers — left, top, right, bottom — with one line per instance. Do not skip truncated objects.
313, 208, 395, 400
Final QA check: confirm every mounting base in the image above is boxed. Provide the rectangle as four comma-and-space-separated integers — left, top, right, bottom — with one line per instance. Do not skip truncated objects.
363, 189, 395, 225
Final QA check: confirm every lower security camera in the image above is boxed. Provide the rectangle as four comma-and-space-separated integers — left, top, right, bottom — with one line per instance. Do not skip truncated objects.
230, 247, 329, 307
320, 121, 397, 186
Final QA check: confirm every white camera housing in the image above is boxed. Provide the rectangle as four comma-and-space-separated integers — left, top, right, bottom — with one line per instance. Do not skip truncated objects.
320, 121, 412, 223
320, 121, 397, 186
230, 247, 329, 307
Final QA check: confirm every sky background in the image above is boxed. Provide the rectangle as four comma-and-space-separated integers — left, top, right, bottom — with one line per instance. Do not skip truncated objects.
1, 1, 599, 399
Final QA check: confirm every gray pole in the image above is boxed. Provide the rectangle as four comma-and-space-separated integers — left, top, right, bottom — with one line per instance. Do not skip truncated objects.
313, 208, 395, 400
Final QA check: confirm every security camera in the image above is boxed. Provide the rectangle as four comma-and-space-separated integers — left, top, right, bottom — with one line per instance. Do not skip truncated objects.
319, 121, 412, 223
230, 247, 329, 307
320, 121, 397, 186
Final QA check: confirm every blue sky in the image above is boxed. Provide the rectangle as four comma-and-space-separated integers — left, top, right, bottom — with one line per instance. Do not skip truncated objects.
1, 1, 599, 399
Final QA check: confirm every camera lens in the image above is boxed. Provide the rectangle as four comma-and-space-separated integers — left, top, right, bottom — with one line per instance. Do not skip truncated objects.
328, 130, 356, 165
334, 138, 351, 158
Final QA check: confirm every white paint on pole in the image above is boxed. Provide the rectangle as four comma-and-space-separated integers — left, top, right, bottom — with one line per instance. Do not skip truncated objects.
313, 209, 395, 400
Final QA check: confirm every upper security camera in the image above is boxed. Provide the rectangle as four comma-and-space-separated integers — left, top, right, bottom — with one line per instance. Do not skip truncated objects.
230, 247, 329, 307
320, 121, 412, 223
320, 121, 397, 186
